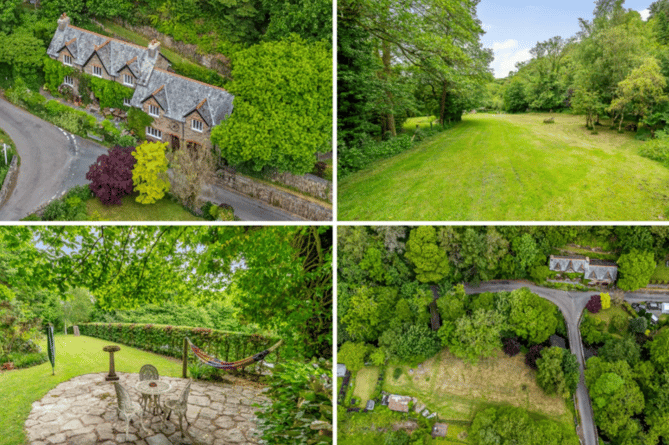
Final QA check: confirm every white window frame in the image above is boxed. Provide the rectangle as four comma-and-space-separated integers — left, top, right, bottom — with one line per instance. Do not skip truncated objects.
63, 54, 72, 66
92, 66, 103, 77
123, 74, 134, 87
148, 104, 159, 117
145, 126, 162, 140
191, 119, 203, 132
123, 97, 131, 107
63, 76, 74, 87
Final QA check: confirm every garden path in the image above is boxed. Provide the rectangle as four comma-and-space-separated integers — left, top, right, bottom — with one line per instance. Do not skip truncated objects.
25, 372, 269, 445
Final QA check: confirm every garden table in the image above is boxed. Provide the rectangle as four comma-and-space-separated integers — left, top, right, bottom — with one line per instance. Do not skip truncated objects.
135, 380, 172, 417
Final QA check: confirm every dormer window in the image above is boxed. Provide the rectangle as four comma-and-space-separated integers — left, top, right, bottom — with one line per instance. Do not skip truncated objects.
148, 104, 159, 117
191, 119, 203, 132
123, 74, 134, 87
92, 66, 102, 77
63, 54, 72, 66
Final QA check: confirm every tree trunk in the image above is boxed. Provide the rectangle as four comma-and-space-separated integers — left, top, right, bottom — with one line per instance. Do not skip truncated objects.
439, 81, 448, 127
381, 40, 396, 137
429, 285, 441, 331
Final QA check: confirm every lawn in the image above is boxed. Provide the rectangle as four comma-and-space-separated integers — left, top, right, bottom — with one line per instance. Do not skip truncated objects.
352, 366, 379, 404
382, 349, 572, 426
87, 193, 205, 221
591, 306, 630, 328
339, 113, 669, 221
651, 264, 669, 282
403, 116, 438, 131
0, 335, 182, 445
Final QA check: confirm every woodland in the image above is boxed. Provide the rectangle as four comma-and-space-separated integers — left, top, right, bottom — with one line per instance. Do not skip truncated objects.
338, 0, 669, 180
338, 226, 669, 445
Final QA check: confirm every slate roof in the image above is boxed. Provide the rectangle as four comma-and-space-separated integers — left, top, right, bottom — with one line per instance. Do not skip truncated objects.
47, 24, 158, 85
549, 335, 567, 349
132, 68, 233, 126
48, 17, 234, 127
548, 255, 617, 282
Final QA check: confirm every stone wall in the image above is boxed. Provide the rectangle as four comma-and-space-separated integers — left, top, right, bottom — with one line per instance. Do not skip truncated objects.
215, 169, 332, 221
269, 171, 333, 203
0, 155, 19, 209
101, 19, 231, 78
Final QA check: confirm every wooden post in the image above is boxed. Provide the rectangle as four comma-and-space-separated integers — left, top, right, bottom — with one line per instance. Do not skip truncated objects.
182, 337, 188, 378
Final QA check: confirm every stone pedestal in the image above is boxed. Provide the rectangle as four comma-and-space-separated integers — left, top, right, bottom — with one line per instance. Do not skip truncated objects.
102, 346, 121, 381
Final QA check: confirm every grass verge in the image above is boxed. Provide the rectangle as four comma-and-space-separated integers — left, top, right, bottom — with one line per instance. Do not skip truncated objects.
0, 127, 16, 185
0, 335, 182, 445
339, 113, 669, 221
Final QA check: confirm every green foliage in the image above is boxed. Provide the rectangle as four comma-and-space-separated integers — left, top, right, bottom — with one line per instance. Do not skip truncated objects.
338, 342, 368, 372
392, 324, 440, 363
469, 405, 579, 445
629, 316, 648, 334
0, 286, 41, 357
261, 0, 332, 43
599, 336, 641, 368
0, 351, 48, 369
41, 185, 91, 221
0, 0, 21, 35
78, 322, 282, 363
649, 328, 669, 370
338, 134, 414, 177
255, 359, 332, 445
131, 140, 170, 204
639, 129, 669, 167
40, 0, 85, 23
0, 30, 45, 90
170, 60, 228, 89
126, 108, 154, 139
580, 312, 609, 345
86, 0, 133, 20
536, 347, 579, 398
439, 309, 505, 364
600, 292, 611, 310
617, 249, 656, 291
43, 56, 74, 93
62, 288, 93, 327
405, 226, 450, 283
504, 78, 529, 112
508, 287, 558, 345
90, 77, 134, 109
211, 37, 332, 175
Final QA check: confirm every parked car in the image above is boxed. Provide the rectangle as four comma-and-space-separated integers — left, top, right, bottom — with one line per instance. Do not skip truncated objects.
631, 303, 640, 310
647, 302, 661, 310
651, 314, 659, 324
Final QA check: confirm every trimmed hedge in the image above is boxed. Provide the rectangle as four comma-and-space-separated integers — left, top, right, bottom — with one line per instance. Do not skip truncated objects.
78, 322, 283, 364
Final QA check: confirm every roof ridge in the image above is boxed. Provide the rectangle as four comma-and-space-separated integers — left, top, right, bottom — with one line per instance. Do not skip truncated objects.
65, 37, 77, 46
126, 55, 138, 65
68, 25, 149, 52
196, 98, 207, 109
153, 67, 228, 92
151, 84, 165, 96
95, 38, 112, 51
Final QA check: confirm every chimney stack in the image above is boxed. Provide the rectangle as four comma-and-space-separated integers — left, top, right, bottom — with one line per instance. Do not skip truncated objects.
148, 39, 161, 58
57, 13, 70, 31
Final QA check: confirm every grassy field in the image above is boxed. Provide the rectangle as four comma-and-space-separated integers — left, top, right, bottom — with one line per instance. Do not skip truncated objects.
352, 367, 379, 404
339, 113, 669, 221
0, 335, 183, 445
87, 194, 205, 221
403, 116, 438, 130
383, 349, 572, 426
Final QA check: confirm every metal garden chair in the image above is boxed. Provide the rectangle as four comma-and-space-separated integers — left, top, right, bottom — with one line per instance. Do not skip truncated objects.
139, 364, 160, 414
162, 379, 192, 437
113, 382, 145, 441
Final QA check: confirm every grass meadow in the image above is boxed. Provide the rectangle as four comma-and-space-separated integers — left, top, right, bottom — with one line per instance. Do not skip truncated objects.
0, 335, 182, 445
339, 113, 669, 221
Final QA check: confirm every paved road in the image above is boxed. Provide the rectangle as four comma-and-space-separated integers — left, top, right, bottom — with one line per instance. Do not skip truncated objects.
0, 98, 303, 221
465, 282, 597, 445
0, 98, 106, 220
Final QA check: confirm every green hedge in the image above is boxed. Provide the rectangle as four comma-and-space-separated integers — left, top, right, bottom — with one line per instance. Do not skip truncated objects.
78, 322, 283, 364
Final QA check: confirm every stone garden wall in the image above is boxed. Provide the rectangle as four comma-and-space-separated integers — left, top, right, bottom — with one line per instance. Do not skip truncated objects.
0, 156, 18, 208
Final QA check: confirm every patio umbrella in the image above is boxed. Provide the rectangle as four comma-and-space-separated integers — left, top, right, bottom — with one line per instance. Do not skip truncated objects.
46, 325, 55, 375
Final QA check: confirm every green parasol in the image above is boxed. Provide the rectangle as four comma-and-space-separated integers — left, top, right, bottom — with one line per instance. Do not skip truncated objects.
46, 325, 55, 375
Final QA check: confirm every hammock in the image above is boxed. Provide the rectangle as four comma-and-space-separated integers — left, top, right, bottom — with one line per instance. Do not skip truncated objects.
187, 337, 282, 370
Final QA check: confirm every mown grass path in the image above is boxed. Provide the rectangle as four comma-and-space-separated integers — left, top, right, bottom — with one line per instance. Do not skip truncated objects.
339, 113, 669, 221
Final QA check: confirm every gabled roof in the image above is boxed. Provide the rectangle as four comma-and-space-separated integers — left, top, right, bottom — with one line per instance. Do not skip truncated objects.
47, 25, 159, 85
131, 68, 233, 125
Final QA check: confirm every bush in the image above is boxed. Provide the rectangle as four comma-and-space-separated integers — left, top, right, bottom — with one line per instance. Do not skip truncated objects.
525, 344, 544, 369
586, 294, 602, 314
0, 351, 48, 369
41, 185, 91, 221
639, 130, 669, 167
503, 337, 521, 356
338, 134, 413, 177
127, 108, 154, 138
86, 145, 137, 205
393, 367, 402, 380
78, 322, 283, 363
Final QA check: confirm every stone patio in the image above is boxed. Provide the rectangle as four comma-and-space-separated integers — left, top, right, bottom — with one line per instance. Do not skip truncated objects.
25, 372, 270, 445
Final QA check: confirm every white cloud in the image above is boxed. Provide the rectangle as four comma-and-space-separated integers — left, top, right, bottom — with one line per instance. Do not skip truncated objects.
639, 8, 650, 21
491, 39, 518, 51
495, 48, 532, 78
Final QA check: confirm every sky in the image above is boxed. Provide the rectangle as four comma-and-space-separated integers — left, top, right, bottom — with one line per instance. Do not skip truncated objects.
478, 0, 656, 78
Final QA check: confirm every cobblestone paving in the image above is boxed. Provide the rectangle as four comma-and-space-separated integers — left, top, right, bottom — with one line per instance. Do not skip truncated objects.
25, 372, 269, 445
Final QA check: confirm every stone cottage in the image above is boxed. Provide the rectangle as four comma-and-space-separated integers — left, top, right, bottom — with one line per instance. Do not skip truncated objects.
46, 13, 233, 151
548, 255, 618, 285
